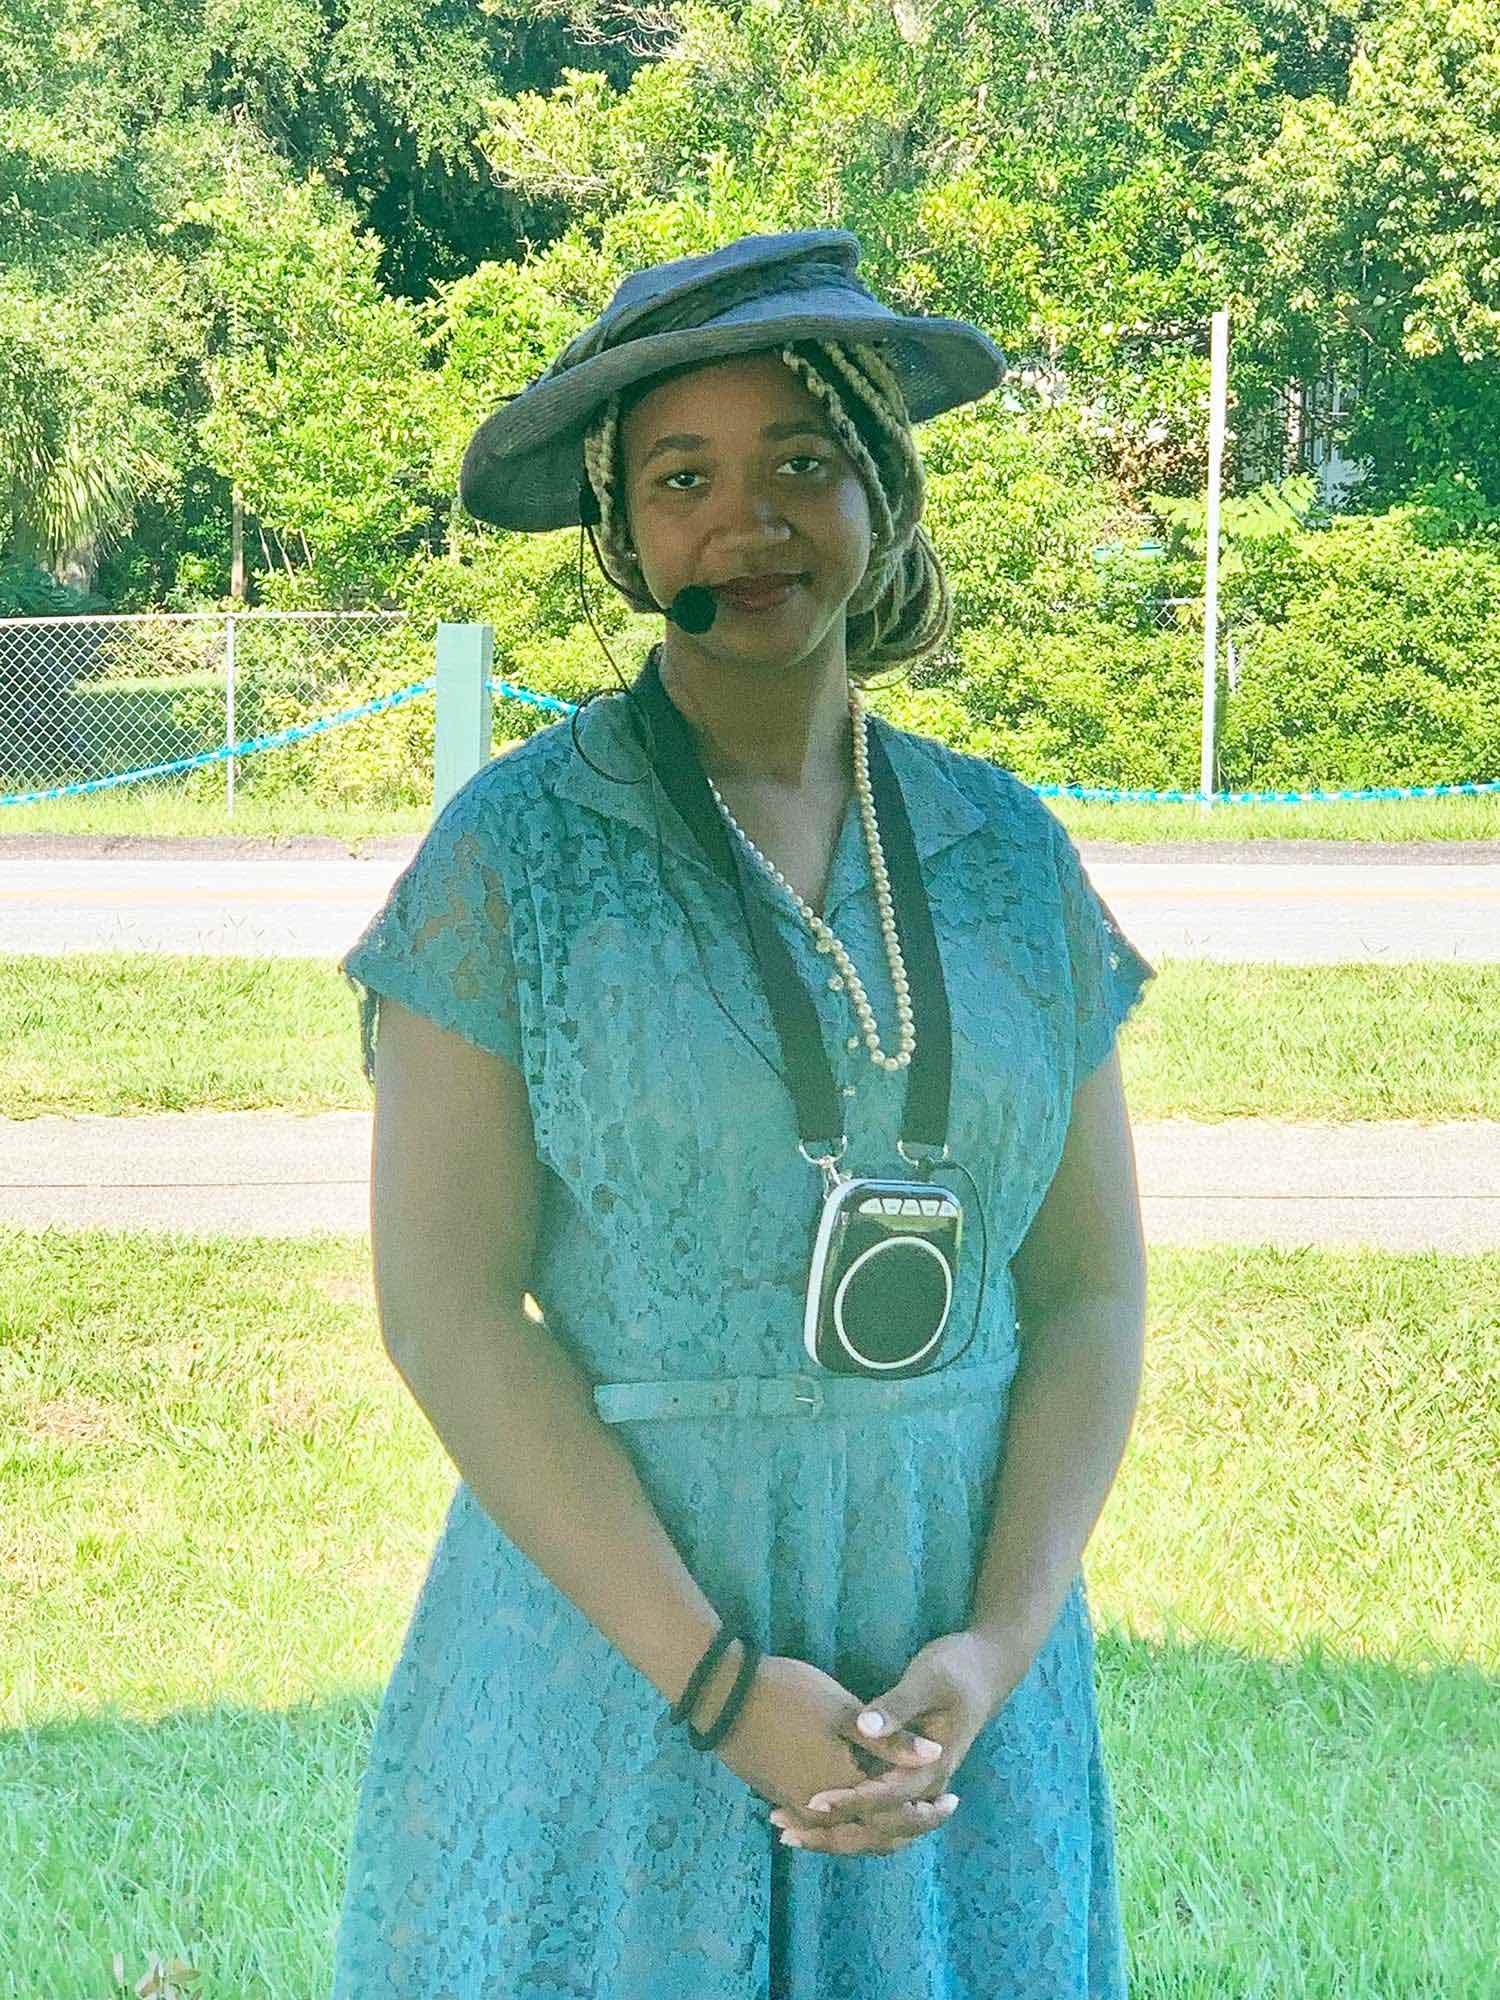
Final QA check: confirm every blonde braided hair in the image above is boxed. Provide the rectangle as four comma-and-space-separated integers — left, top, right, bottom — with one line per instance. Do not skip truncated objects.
581, 337, 952, 683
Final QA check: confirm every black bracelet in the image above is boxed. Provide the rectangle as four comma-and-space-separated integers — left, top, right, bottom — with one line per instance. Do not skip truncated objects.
667, 1622, 737, 1728
688, 1636, 761, 1753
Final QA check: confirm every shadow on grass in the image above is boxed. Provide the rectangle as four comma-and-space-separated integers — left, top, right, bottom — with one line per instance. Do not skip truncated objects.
4, 1626, 1494, 1998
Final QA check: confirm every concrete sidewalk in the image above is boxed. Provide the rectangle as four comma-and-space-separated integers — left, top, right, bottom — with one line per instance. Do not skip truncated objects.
2, 1111, 1496, 1251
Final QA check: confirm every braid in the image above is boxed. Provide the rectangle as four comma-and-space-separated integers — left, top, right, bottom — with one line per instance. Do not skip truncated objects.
581, 334, 952, 682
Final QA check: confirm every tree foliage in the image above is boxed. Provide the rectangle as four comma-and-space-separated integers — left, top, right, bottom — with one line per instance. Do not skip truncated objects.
3, 0, 1497, 687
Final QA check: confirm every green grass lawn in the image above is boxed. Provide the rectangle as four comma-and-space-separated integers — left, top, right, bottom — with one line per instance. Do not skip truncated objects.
1, 756, 1497, 844
2, 949, 1496, 1995
1, 953, 1496, 1121
2, 1227, 1495, 1996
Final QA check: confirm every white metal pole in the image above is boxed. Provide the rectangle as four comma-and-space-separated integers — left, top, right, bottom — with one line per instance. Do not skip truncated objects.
225, 612, 236, 821
1201, 306, 1229, 816
433, 622, 494, 820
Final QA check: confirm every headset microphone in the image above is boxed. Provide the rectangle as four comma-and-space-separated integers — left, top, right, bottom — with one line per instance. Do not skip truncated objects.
664, 584, 718, 633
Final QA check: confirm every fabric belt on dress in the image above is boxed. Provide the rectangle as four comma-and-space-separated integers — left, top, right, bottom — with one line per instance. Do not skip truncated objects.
592, 1358, 1015, 1425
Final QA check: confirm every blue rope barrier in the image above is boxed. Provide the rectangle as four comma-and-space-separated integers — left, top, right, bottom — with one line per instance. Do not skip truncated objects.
485, 679, 1500, 808
1028, 778, 1500, 804
3, 668, 1496, 810
0, 676, 436, 807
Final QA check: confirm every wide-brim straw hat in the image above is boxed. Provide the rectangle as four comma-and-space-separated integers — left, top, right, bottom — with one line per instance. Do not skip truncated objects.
458, 227, 1008, 534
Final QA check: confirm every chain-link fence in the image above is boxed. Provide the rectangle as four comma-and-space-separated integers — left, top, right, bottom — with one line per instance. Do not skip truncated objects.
3, 598, 1493, 826
0, 610, 438, 816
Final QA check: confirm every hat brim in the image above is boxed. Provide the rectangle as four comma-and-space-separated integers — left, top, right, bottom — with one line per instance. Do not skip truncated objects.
458, 302, 1007, 534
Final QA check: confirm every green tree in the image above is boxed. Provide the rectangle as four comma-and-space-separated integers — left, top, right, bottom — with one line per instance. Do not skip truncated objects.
7, 0, 1499, 628
1226, 0, 1500, 513
0, 0, 632, 600
187, 139, 442, 601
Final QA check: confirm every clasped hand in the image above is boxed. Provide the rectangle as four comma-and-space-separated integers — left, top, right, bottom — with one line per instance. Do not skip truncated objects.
730, 1630, 1023, 1859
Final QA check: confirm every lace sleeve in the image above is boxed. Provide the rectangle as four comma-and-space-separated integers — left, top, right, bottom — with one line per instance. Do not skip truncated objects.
340, 778, 524, 1087
1048, 814, 1156, 1086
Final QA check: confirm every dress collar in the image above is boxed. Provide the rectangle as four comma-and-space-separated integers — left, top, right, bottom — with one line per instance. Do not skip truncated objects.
545, 663, 987, 926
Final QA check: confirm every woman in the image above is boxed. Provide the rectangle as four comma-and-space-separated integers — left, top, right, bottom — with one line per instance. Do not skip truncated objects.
332, 229, 1155, 1997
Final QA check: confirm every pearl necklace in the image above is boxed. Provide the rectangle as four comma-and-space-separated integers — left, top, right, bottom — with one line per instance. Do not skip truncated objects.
704, 685, 916, 1074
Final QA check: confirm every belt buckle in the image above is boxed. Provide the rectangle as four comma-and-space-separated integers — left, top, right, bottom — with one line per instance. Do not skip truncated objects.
788, 1372, 824, 1417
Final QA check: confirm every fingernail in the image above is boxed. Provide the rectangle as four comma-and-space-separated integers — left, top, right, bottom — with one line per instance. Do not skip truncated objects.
779, 1830, 803, 1848
914, 1737, 941, 1759
804, 1795, 833, 1813
857, 1709, 886, 1734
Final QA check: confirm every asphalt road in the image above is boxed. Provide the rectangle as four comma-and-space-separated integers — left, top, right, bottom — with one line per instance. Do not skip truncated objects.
2, 834, 1498, 961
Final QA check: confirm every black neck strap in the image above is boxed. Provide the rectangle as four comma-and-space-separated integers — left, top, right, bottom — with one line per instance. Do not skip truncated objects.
628, 647, 952, 1159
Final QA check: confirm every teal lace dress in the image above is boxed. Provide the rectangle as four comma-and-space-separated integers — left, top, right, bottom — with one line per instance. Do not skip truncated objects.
331, 684, 1155, 1999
